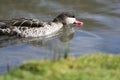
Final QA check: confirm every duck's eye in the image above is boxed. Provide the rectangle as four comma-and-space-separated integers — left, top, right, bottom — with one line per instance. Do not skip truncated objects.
70, 14, 75, 17
72, 15, 75, 18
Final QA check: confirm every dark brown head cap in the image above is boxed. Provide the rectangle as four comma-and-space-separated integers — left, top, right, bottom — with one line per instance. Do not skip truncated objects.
52, 12, 75, 25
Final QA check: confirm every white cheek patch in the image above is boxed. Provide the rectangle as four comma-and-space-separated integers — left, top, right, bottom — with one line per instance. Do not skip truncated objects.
65, 17, 76, 24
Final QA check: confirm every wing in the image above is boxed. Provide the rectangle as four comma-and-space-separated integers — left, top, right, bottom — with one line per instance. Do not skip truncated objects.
0, 18, 44, 28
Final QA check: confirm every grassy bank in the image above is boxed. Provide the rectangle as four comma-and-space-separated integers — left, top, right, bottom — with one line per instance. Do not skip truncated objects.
0, 53, 120, 80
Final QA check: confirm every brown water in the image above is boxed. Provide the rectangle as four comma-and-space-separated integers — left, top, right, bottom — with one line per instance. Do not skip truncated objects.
0, 0, 120, 73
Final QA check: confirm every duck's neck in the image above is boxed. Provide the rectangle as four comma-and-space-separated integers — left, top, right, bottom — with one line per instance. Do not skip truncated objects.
50, 21, 63, 28
52, 17, 66, 25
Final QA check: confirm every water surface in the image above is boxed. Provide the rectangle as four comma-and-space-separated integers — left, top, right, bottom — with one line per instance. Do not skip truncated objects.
0, 0, 120, 73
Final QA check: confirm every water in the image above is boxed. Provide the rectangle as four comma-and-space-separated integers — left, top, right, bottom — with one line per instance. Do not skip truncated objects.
0, 0, 120, 73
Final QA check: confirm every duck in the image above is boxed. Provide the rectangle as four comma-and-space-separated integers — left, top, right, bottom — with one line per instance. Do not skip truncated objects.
0, 12, 83, 37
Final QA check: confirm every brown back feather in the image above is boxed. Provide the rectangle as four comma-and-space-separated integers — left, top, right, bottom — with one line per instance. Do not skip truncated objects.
0, 18, 44, 27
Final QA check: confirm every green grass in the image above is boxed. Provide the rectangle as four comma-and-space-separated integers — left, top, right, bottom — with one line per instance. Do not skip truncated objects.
0, 53, 120, 80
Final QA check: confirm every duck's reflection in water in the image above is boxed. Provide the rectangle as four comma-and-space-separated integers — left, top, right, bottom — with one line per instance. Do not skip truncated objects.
29, 27, 75, 59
